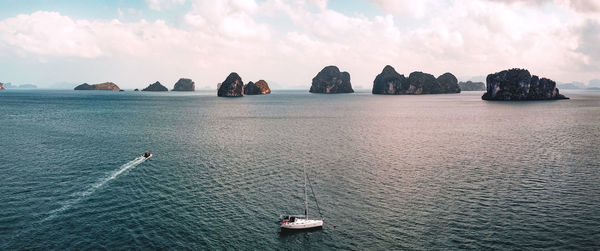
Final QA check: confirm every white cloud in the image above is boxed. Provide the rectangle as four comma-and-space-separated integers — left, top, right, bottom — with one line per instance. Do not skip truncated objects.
0, 11, 103, 58
491, 0, 600, 12
184, 0, 270, 38
563, 0, 600, 12
0, 0, 599, 87
574, 20, 600, 70
371, 0, 448, 18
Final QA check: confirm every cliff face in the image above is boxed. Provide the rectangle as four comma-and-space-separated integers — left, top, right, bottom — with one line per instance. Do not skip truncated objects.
407, 72, 439, 94
372, 65, 460, 94
372, 65, 407, 94
482, 69, 568, 100
75, 83, 94, 90
95, 82, 120, 90
74, 82, 120, 90
244, 81, 257, 94
172, 78, 195, 91
437, 73, 460, 93
142, 81, 168, 91
459, 81, 486, 91
255, 80, 271, 94
310, 66, 354, 93
244, 80, 271, 95
217, 72, 244, 97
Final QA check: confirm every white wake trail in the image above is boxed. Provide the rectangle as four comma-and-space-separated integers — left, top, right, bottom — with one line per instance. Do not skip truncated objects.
43, 156, 147, 221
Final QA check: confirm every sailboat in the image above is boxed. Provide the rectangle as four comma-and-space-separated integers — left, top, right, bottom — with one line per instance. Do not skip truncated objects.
279, 167, 324, 231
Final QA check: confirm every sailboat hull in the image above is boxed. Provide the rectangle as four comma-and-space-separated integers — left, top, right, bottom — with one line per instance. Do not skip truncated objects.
281, 219, 323, 230
280, 226, 323, 234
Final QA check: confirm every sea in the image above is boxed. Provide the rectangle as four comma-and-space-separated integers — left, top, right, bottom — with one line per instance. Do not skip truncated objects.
1, 89, 599, 250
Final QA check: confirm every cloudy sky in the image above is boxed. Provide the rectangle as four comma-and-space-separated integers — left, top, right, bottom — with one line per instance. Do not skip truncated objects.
0, 0, 599, 89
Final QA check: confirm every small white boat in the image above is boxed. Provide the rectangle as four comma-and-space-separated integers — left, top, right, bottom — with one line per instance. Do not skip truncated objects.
280, 167, 324, 231
281, 217, 323, 230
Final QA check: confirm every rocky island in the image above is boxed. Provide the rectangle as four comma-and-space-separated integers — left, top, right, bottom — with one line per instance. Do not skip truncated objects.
459, 81, 486, 91
244, 80, 271, 95
372, 65, 460, 94
74, 82, 120, 91
172, 78, 195, 91
482, 69, 568, 100
310, 66, 354, 93
437, 72, 461, 93
217, 72, 244, 97
142, 81, 168, 92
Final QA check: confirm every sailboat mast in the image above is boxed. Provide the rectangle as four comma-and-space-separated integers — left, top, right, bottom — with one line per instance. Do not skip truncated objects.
304, 166, 308, 219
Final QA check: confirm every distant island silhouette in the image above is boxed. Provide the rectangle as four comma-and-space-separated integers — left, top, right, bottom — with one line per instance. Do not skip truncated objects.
459, 81, 485, 91
482, 69, 568, 100
310, 66, 354, 94
244, 80, 271, 95
142, 81, 168, 92
65, 67, 569, 100
74, 82, 120, 91
218, 72, 244, 97
372, 65, 460, 95
172, 78, 195, 91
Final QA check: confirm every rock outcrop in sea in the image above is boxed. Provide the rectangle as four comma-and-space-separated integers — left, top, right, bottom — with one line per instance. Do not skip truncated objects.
0, 83, 4, 90
372, 65, 460, 94
459, 81, 486, 91
244, 80, 271, 95
310, 66, 354, 93
407, 72, 440, 94
74, 82, 120, 91
142, 81, 168, 92
482, 68, 568, 100
217, 72, 244, 97
371, 65, 407, 94
172, 78, 195, 91
437, 73, 460, 93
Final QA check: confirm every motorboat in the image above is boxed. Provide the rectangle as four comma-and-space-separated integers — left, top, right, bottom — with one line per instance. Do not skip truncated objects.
280, 167, 324, 231
143, 152, 152, 158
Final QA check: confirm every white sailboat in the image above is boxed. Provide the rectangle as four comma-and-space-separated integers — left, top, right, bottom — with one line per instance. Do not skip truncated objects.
280, 167, 324, 231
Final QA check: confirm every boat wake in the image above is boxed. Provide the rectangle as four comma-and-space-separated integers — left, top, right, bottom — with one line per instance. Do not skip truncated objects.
42, 156, 148, 221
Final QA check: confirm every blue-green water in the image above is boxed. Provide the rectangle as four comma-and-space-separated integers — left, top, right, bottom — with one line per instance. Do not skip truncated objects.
1, 90, 599, 250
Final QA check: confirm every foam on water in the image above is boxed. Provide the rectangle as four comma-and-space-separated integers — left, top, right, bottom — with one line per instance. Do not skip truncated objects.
43, 156, 148, 221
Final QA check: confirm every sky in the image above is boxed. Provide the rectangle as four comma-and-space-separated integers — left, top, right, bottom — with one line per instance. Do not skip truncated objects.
0, 0, 599, 89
